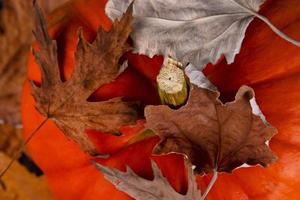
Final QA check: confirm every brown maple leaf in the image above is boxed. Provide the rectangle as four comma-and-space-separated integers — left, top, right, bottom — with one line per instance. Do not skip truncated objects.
145, 85, 277, 173
30, 1, 137, 155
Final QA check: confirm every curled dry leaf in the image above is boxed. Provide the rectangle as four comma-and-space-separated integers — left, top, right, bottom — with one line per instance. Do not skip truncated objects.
105, 0, 265, 69
31, 2, 138, 154
145, 85, 277, 173
96, 160, 201, 200
0, 153, 54, 200
185, 64, 217, 92
0, 124, 22, 157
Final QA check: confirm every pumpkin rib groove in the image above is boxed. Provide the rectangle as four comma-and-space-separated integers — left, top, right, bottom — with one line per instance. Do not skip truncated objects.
126, 60, 157, 87
271, 136, 300, 150
224, 175, 250, 199
249, 68, 300, 92
209, 57, 300, 97
231, 173, 275, 199
70, 8, 98, 34
230, 141, 300, 199
71, 0, 111, 32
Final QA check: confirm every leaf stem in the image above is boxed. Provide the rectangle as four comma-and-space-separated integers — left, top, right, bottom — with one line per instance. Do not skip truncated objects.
0, 118, 48, 189
201, 169, 218, 200
231, 0, 300, 47
253, 12, 300, 47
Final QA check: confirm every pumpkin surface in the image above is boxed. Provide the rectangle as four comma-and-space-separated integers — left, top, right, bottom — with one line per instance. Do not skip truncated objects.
21, 0, 300, 199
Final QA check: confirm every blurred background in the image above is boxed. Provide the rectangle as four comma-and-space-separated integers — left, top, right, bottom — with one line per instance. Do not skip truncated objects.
0, 0, 68, 199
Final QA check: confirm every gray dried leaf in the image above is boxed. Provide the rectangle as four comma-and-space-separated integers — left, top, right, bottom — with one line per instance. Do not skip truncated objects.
105, 0, 265, 69
185, 64, 217, 92
96, 161, 201, 200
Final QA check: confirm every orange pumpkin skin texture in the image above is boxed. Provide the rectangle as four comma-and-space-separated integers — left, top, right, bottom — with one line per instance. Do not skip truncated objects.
21, 0, 300, 200
202, 0, 300, 199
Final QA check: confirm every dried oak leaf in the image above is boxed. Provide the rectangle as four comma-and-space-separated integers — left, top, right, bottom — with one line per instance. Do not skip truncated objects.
0, 0, 32, 70
145, 85, 277, 173
0, 0, 32, 125
30, 2, 137, 154
0, 47, 28, 126
96, 160, 201, 200
0, 152, 54, 200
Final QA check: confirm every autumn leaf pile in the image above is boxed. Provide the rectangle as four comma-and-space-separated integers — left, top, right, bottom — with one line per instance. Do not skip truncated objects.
2, 0, 300, 199
22, 0, 288, 199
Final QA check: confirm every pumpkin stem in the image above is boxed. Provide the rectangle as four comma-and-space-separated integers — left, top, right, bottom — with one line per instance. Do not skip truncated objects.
0, 118, 49, 189
157, 57, 189, 107
201, 169, 218, 200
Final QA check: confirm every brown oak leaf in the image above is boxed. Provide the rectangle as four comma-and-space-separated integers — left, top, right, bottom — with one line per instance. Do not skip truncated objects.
96, 160, 201, 200
0, 0, 32, 70
30, 2, 137, 155
0, 0, 32, 125
145, 85, 277, 173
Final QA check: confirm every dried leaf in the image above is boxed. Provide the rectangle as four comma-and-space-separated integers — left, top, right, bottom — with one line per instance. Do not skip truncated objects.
0, 124, 22, 157
0, 47, 28, 126
185, 64, 217, 92
145, 85, 277, 173
0, 0, 32, 125
96, 160, 201, 200
0, 153, 54, 200
31, 2, 138, 154
0, 0, 32, 70
0, 0, 61, 125
105, 0, 265, 69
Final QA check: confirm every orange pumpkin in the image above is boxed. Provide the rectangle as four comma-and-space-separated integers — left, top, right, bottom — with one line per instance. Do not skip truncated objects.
21, 0, 300, 199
